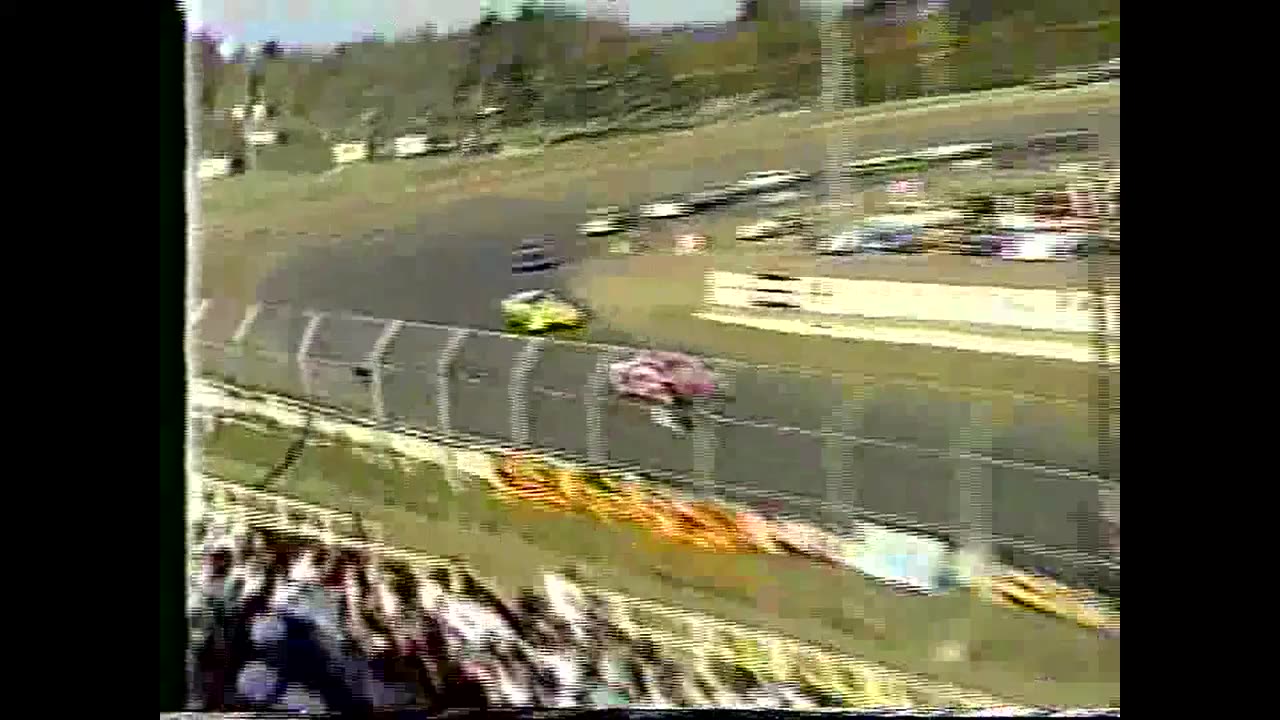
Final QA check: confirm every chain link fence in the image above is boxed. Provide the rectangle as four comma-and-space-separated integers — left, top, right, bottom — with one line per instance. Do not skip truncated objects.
192, 298, 1119, 595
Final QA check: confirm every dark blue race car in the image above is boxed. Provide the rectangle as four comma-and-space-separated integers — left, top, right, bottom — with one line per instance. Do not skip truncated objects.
857, 223, 924, 254
512, 237, 558, 274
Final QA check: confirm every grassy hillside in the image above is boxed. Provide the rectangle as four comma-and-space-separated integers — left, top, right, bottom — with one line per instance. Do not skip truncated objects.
192, 4, 1119, 173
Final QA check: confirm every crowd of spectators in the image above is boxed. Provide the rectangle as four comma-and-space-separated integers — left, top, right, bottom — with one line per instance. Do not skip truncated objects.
188, 509, 848, 712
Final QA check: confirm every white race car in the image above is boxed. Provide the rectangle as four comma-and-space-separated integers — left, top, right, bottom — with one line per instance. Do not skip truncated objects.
735, 170, 804, 193
815, 226, 873, 255
999, 232, 1089, 261
639, 198, 694, 219
736, 218, 787, 241
674, 233, 707, 254
737, 213, 805, 241
914, 142, 995, 163
758, 189, 805, 206
578, 216, 623, 236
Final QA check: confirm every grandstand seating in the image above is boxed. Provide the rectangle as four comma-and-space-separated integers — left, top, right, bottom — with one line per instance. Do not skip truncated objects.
189, 504, 850, 711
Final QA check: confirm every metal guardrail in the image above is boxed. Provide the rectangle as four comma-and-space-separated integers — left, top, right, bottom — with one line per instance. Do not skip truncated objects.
192, 299, 1120, 592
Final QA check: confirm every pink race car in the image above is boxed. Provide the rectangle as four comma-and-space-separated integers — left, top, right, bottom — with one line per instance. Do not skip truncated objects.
608, 351, 719, 406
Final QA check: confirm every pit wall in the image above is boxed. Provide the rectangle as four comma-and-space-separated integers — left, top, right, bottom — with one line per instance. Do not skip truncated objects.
705, 272, 1120, 337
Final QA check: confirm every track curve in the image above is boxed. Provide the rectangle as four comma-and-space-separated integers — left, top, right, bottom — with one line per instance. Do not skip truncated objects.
251, 100, 1121, 593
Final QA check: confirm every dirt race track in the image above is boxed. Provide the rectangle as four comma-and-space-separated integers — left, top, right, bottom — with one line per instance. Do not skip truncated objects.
218, 101, 1120, 594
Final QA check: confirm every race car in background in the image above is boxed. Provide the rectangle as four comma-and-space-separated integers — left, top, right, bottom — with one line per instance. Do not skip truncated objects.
999, 231, 1091, 261
639, 197, 695, 219
815, 217, 919, 255
685, 184, 740, 210
914, 142, 995, 165
1025, 129, 1099, 156
579, 216, 623, 236
844, 152, 928, 179
501, 290, 586, 334
814, 227, 865, 255
674, 233, 708, 255
734, 169, 808, 194
735, 213, 806, 241
578, 206, 634, 236
512, 237, 558, 273
757, 189, 805, 207
608, 351, 721, 434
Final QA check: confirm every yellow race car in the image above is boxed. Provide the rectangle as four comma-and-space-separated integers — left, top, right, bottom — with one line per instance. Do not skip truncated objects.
501, 290, 586, 334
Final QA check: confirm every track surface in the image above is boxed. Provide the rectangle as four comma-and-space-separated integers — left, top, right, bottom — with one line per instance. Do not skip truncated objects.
229, 102, 1120, 591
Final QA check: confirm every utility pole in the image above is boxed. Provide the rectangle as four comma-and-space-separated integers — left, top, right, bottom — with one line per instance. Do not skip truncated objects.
820, 1, 856, 226
239, 43, 263, 172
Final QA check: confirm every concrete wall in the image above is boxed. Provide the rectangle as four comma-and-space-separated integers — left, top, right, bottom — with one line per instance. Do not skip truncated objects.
706, 271, 1120, 336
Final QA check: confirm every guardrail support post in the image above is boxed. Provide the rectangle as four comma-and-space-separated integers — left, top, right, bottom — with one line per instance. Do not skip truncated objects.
1099, 481, 1119, 560
691, 396, 717, 497
189, 298, 210, 334
953, 399, 994, 566
230, 303, 263, 384
437, 328, 470, 491
366, 319, 404, 423
949, 400, 994, 660
231, 303, 262, 345
297, 312, 326, 398
823, 383, 864, 540
509, 337, 546, 446
586, 352, 619, 466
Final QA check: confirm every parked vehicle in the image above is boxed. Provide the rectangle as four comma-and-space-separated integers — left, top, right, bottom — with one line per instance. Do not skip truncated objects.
855, 221, 925, 254
686, 185, 737, 209
736, 213, 806, 241
579, 216, 624, 236
844, 152, 928, 178
735, 170, 804, 193
639, 197, 694, 219
959, 233, 1010, 257
674, 233, 708, 255
915, 142, 995, 165
1025, 129, 1099, 156
999, 232, 1090, 261
579, 206, 633, 236
736, 218, 786, 241
758, 189, 805, 207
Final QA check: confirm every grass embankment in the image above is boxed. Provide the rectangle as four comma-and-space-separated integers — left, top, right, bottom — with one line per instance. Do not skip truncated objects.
200, 418, 1120, 708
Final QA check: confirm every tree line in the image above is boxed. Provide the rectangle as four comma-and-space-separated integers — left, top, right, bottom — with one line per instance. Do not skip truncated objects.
191, 0, 1118, 158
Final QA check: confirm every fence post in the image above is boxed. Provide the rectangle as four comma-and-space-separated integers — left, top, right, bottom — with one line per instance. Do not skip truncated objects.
366, 319, 405, 423
950, 400, 994, 661
189, 298, 210, 334
437, 328, 470, 491
585, 351, 617, 466
231, 303, 262, 345
230, 303, 263, 384
297, 312, 326, 398
822, 379, 865, 540
509, 337, 547, 446
691, 396, 717, 497
1099, 479, 1119, 560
